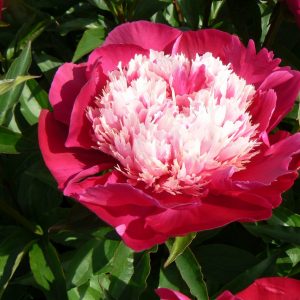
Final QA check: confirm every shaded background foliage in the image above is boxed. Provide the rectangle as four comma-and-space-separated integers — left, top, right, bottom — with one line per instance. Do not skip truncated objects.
0, 0, 300, 299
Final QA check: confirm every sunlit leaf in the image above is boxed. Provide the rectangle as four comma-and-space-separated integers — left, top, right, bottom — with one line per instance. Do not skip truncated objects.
72, 27, 105, 62
29, 241, 68, 300
0, 227, 34, 297
0, 76, 38, 96
166, 241, 209, 300
0, 43, 31, 125
164, 233, 196, 267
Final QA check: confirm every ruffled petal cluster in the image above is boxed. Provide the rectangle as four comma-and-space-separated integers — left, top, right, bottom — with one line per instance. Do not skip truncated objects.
39, 21, 300, 251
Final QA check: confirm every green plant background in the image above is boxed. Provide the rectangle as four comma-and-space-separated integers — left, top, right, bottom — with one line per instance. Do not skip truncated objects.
0, 0, 300, 299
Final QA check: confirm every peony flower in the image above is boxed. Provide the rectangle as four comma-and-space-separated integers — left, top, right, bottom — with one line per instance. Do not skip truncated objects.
39, 21, 300, 251
285, 0, 300, 27
157, 277, 300, 299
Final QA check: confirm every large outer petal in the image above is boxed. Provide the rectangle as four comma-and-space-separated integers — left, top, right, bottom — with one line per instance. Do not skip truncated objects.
65, 65, 105, 149
49, 63, 87, 125
102, 21, 181, 51
233, 133, 300, 185
38, 110, 113, 189
63, 176, 273, 251
236, 277, 300, 299
87, 44, 149, 76
172, 29, 233, 60
264, 69, 300, 130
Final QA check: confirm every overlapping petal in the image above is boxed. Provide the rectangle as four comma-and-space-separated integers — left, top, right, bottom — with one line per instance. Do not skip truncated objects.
38, 110, 113, 190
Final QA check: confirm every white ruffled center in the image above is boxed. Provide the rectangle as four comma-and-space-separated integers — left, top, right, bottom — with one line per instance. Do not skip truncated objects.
87, 50, 259, 195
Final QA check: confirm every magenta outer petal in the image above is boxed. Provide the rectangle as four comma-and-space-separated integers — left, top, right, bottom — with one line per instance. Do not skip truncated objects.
67, 183, 168, 251
87, 44, 149, 76
156, 288, 191, 300
49, 63, 87, 125
173, 29, 233, 60
224, 40, 280, 86
65, 66, 106, 149
233, 133, 300, 185
38, 110, 110, 189
249, 90, 276, 133
266, 69, 300, 130
102, 21, 181, 51
64, 179, 273, 251
146, 192, 273, 236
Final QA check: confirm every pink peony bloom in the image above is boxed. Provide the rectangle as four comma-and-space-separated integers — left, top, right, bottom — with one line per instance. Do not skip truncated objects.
39, 21, 300, 251
285, 0, 300, 27
157, 277, 300, 300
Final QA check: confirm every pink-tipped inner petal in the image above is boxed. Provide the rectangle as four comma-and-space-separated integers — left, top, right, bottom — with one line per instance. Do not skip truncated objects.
87, 50, 260, 196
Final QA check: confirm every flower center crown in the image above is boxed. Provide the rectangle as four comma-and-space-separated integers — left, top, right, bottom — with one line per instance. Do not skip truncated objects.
87, 50, 259, 195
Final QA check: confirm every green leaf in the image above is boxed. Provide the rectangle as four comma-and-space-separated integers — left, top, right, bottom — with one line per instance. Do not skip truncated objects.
268, 206, 300, 227
34, 53, 62, 82
29, 241, 68, 300
120, 247, 158, 298
59, 18, 100, 36
259, 2, 273, 43
67, 274, 109, 300
88, 0, 110, 11
164, 233, 196, 267
0, 43, 32, 125
6, 18, 50, 60
133, 0, 168, 20
286, 247, 300, 267
226, 0, 262, 44
0, 227, 34, 297
166, 242, 209, 300
108, 242, 134, 299
0, 197, 43, 235
0, 76, 38, 96
17, 161, 63, 226
195, 244, 259, 295
177, 0, 204, 28
0, 126, 34, 154
214, 253, 278, 297
66, 239, 103, 289
72, 27, 105, 62
159, 261, 190, 296
65, 237, 119, 289
244, 223, 300, 244
25, 79, 50, 109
